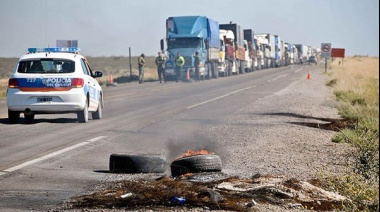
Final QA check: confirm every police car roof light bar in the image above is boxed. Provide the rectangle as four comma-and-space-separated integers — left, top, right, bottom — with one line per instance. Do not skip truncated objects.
28, 47, 80, 54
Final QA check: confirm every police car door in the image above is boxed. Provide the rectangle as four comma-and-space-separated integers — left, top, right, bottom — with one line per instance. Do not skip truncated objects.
80, 58, 99, 112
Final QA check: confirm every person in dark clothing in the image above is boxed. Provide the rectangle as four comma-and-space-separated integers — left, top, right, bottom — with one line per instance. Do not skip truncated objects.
155, 52, 166, 83
194, 51, 201, 80
138, 54, 146, 84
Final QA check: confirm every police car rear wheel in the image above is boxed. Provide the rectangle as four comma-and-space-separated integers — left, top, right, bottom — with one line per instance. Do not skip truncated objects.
92, 102, 102, 120
77, 101, 89, 123
8, 110, 20, 124
25, 114, 35, 123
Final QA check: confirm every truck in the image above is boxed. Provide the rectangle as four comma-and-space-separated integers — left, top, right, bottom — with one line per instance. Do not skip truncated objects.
292, 45, 299, 64
218, 29, 236, 77
243, 29, 257, 72
254, 35, 268, 69
255, 34, 275, 68
161, 16, 221, 80
295, 44, 309, 64
274, 35, 282, 67
284, 42, 295, 66
220, 23, 246, 74
254, 38, 264, 70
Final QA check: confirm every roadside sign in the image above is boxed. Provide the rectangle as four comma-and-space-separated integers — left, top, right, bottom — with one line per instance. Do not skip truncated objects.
56, 40, 78, 48
331, 48, 345, 58
321, 43, 332, 58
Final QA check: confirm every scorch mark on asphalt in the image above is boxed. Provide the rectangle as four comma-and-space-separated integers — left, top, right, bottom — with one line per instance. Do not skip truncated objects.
187, 86, 256, 109
0, 136, 107, 176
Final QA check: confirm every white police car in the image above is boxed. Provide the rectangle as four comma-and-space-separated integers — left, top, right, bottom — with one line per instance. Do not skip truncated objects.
7, 47, 104, 124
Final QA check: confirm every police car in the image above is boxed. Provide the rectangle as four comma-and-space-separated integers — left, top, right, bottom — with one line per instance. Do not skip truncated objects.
7, 47, 104, 124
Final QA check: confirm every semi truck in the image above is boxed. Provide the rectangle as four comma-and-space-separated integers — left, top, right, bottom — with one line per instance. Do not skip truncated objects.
254, 35, 268, 69
161, 16, 220, 80
295, 44, 309, 64
274, 35, 282, 67
220, 23, 246, 74
243, 29, 257, 72
255, 34, 275, 68
218, 29, 236, 77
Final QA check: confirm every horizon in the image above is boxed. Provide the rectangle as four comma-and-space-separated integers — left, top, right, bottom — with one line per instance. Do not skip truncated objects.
0, 0, 379, 57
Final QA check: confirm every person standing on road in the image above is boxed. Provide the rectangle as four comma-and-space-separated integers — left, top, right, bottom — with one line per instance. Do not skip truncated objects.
138, 54, 146, 84
175, 52, 185, 83
155, 51, 166, 83
194, 51, 201, 81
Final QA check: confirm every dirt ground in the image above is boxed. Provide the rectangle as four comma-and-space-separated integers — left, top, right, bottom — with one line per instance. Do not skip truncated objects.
56, 66, 352, 211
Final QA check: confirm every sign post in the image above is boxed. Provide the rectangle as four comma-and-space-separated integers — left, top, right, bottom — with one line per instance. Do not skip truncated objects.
321, 43, 332, 73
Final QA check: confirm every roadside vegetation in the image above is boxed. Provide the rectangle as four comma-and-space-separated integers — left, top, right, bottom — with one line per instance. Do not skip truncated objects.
324, 56, 379, 211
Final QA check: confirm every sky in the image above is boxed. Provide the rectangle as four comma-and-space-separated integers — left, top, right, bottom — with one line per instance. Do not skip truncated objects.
0, 0, 379, 57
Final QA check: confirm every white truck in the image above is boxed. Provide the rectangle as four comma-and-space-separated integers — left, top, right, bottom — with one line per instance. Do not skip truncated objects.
255, 34, 275, 69
295, 44, 309, 64
218, 29, 236, 76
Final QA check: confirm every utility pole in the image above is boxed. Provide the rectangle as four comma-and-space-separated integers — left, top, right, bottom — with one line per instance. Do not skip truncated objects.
129, 47, 132, 80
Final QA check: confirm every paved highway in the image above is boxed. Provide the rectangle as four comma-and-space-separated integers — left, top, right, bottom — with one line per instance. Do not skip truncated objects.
0, 65, 314, 211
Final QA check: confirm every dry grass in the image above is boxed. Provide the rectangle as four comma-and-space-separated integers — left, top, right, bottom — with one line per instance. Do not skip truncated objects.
328, 57, 379, 105
324, 56, 379, 211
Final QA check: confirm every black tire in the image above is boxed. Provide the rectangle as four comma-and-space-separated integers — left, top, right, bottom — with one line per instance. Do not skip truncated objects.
8, 110, 20, 124
171, 154, 222, 177
25, 114, 35, 123
92, 97, 103, 120
77, 100, 89, 123
109, 154, 166, 174
213, 63, 218, 79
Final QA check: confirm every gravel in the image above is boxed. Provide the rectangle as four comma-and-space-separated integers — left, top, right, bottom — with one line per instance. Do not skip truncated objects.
210, 68, 350, 180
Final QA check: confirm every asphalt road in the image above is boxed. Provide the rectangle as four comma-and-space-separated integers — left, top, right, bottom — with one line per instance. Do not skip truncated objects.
0, 65, 315, 211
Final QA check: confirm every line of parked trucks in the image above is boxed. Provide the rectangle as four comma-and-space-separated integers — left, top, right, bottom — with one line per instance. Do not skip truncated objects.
160, 16, 320, 79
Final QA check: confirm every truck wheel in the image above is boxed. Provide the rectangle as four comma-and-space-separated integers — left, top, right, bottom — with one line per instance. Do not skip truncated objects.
171, 154, 222, 177
109, 154, 166, 174
77, 99, 89, 123
8, 110, 20, 124
213, 63, 218, 79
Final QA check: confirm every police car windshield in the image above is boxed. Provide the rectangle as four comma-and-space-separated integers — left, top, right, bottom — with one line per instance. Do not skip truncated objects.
17, 59, 75, 74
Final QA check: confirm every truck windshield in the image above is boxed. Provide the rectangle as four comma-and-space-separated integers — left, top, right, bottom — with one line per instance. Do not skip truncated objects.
17, 59, 75, 74
167, 38, 201, 49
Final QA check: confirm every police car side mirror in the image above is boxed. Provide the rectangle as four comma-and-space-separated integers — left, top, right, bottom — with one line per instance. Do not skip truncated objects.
94, 71, 103, 78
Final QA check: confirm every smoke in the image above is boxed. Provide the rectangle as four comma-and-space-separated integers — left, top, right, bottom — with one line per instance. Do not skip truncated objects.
165, 133, 226, 162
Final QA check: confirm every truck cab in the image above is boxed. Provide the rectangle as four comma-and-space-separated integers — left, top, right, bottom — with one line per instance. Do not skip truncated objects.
161, 16, 220, 80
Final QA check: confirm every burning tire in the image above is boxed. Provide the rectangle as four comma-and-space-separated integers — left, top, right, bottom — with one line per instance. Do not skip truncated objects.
109, 154, 166, 174
171, 154, 222, 177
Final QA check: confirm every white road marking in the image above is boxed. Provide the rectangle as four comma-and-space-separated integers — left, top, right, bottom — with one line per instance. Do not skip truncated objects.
187, 86, 256, 109
267, 74, 289, 82
2, 136, 107, 174
294, 68, 303, 73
